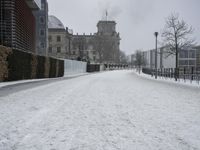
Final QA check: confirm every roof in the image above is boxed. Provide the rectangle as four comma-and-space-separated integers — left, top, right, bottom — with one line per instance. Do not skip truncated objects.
48, 15, 65, 29
97, 20, 116, 26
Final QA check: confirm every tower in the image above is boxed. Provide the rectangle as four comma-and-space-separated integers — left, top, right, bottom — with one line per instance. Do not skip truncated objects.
96, 20, 121, 63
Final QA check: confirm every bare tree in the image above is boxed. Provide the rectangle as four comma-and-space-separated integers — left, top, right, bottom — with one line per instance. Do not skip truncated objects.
135, 50, 145, 73
93, 35, 104, 63
119, 50, 127, 64
162, 13, 195, 80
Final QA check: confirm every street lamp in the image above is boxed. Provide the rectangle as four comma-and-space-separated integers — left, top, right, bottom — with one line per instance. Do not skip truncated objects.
154, 32, 158, 79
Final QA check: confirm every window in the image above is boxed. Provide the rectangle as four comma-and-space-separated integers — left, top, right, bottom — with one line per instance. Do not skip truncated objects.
57, 36, 61, 42
179, 60, 188, 66
49, 47, 52, 53
40, 16, 45, 24
189, 60, 195, 65
189, 51, 195, 58
40, 42, 45, 48
41, 3, 45, 10
40, 29, 45, 36
179, 51, 188, 58
48, 36, 52, 42
57, 47, 61, 53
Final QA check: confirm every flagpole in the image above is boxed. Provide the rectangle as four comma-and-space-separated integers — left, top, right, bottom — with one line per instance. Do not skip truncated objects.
106, 10, 108, 21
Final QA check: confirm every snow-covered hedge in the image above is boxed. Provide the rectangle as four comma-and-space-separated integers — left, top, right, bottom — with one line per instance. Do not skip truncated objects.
0, 45, 64, 82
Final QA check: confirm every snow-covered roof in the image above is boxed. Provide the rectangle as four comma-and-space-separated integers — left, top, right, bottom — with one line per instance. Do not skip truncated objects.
48, 15, 65, 29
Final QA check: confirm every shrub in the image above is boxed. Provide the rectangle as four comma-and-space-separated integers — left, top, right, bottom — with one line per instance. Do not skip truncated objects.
0, 46, 64, 81
0, 46, 12, 81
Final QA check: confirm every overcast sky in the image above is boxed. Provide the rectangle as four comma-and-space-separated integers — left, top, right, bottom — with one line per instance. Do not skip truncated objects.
47, 0, 200, 55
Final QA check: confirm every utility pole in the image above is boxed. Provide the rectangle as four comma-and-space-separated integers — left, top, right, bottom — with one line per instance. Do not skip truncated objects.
154, 32, 158, 79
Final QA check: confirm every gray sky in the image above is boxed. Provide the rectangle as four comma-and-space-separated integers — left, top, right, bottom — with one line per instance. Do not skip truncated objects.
47, 0, 200, 55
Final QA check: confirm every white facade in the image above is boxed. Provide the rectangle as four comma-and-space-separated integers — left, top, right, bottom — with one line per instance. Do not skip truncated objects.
64, 59, 87, 76
143, 48, 176, 69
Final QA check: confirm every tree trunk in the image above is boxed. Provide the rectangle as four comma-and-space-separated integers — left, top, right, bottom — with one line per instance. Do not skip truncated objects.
175, 38, 178, 81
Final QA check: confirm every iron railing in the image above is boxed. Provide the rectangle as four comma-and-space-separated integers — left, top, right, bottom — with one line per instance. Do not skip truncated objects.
142, 67, 200, 83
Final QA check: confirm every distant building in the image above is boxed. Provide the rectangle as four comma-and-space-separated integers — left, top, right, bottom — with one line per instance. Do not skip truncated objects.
33, 0, 48, 56
71, 20, 121, 63
142, 48, 176, 69
142, 46, 200, 69
96, 21, 121, 63
47, 16, 121, 63
0, 0, 40, 52
48, 15, 72, 59
72, 34, 96, 62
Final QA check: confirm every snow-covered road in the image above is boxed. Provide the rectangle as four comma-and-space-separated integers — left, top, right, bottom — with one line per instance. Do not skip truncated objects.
0, 70, 200, 150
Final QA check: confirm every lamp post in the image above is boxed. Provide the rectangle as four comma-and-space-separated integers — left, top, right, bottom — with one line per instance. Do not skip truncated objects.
154, 32, 158, 79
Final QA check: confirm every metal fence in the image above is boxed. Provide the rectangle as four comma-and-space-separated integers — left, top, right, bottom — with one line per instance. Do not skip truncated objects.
142, 67, 200, 83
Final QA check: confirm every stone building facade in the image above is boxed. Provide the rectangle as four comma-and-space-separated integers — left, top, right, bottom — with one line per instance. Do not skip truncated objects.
71, 21, 121, 63
48, 16, 121, 63
33, 0, 48, 56
71, 34, 97, 62
48, 15, 72, 59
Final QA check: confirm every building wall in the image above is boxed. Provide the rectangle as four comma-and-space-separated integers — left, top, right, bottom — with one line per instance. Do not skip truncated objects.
0, 0, 37, 53
33, 0, 48, 56
178, 48, 197, 69
143, 48, 175, 69
72, 34, 98, 63
48, 29, 69, 59
97, 21, 116, 35
195, 46, 200, 68
71, 21, 120, 63
96, 21, 120, 63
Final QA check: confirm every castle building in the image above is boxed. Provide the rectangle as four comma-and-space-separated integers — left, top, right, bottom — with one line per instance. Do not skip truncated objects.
96, 21, 121, 63
47, 15, 121, 63
0, 0, 41, 52
71, 20, 121, 63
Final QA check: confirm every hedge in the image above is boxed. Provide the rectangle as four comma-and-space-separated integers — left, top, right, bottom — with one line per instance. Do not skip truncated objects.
87, 64, 100, 72
142, 68, 153, 75
0, 45, 64, 82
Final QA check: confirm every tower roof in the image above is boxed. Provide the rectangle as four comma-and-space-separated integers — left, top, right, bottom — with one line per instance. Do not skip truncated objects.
48, 15, 65, 29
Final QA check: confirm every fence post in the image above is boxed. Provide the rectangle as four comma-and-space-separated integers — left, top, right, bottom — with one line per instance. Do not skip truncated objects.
191, 67, 194, 82
184, 67, 186, 82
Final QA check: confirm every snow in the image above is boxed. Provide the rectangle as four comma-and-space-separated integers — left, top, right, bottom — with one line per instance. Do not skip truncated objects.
135, 70, 200, 88
0, 70, 200, 150
0, 73, 88, 89
0, 79, 48, 88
